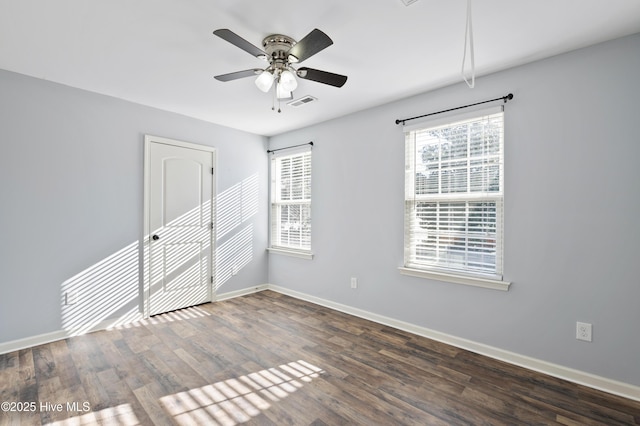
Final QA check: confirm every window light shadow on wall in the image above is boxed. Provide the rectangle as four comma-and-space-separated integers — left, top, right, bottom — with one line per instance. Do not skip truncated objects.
214, 173, 258, 290
160, 360, 324, 425
61, 241, 142, 335
216, 174, 259, 239
63, 173, 259, 334
215, 224, 253, 290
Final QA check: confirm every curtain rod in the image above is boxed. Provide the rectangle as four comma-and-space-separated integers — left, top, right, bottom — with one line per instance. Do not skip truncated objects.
395, 93, 513, 126
267, 141, 313, 154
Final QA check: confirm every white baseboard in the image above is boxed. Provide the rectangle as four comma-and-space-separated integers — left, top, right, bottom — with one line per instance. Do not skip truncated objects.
0, 330, 69, 355
0, 285, 269, 354
214, 284, 269, 301
266, 284, 640, 402
2, 283, 638, 402
0, 313, 143, 355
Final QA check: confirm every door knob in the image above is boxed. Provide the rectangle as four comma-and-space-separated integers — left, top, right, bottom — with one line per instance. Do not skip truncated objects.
152, 234, 160, 241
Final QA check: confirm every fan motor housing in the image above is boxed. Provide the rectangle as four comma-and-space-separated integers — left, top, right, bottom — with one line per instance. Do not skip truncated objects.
262, 34, 296, 61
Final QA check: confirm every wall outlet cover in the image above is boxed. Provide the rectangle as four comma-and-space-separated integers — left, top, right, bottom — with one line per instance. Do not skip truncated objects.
576, 322, 592, 342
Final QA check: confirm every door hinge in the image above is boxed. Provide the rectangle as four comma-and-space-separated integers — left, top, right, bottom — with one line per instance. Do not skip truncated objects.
210, 276, 214, 284
211, 167, 214, 175
210, 222, 214, 230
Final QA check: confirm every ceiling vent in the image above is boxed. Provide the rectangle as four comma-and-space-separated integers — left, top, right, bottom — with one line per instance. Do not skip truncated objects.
401, 0, 419, 5
287, 95, 317, 107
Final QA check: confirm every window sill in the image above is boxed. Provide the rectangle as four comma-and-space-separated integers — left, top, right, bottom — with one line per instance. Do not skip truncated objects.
267, 247, 314, 260
398, 267, 511, 291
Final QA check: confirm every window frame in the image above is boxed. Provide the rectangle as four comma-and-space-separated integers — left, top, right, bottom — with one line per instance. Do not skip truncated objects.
268, 147, 313, 259
399, 106, 510, 291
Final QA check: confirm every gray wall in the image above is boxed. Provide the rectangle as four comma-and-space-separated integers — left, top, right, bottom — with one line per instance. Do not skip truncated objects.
0, 70, 269, 343
268, 34, 640, 386
1, 33, 638, 388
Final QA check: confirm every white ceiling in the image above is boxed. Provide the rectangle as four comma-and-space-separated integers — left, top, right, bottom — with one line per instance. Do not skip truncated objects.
1, 0, 639, 136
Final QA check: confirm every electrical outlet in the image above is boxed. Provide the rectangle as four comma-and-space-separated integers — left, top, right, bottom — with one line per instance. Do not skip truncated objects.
350, 277, 357, 289
576, 322, 592, 342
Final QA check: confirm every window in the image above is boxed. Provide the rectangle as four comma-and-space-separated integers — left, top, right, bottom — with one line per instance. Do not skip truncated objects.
269, 148, 312, 257
401, 106, 507, 289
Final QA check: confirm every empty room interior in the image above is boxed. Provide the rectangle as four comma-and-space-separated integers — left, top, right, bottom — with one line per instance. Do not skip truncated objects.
1, 1, 640, 424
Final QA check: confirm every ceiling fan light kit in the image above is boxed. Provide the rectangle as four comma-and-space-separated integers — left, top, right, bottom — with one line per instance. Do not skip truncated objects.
276, 85, 293, 101
254, 70, 274, 92
279, 69, 298, 92
213, 28, 347, 112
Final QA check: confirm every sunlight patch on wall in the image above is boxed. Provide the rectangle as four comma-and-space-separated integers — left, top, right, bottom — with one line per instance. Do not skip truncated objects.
63, 172, 259, 331
159, 360, 324, 425
216, 174, 259, 239
213, 173, 258, 292
61, 241, 142, 336
142, 172, 258, 306
215, 224, 253, 289
241, 174, 259, 222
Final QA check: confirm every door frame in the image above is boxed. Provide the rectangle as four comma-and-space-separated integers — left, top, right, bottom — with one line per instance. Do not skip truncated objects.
142, 134, 217, 318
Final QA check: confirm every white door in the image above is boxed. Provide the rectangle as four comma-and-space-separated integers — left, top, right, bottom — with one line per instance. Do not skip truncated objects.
145, 136, 215, 316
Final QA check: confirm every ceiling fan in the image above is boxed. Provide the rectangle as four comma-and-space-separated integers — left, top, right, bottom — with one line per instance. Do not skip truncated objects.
213, 28, 348, 110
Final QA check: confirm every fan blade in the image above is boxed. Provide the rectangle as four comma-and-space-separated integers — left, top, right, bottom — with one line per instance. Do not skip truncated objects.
287, 29, 333, 63
297, 67, 347, 88
214, 69, 262, 82
213, 29, 266, 59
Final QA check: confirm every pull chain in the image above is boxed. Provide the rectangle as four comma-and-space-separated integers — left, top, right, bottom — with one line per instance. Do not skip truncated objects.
461, 0, 475, 88
271, 82, 276, 111
272, 75, 282, 113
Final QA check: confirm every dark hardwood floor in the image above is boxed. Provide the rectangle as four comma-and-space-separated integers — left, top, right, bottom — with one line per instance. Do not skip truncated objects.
1, 290, 639, 425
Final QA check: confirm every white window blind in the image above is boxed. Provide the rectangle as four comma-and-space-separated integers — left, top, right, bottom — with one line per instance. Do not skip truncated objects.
270, 149, 312, 251
404, 106, 504, 279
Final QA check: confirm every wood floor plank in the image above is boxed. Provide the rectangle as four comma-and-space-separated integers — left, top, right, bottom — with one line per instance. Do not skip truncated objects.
46, 340, 83, 394
2, 289, 640, 425
111, 336, 158, 391
31, 345, 56, 382
133, 382, 176, 426
334, 369, 452, 425
0, 352, 19, 402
